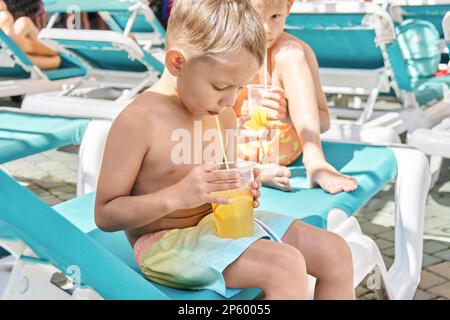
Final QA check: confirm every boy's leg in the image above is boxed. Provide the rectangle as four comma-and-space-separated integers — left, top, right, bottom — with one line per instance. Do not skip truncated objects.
223, 238, 309, 300
0, 11, 14, 31
27, 54, 61, 70
281, 220, 355, 300
8, 34, 58, 57
13, 17, 39, 39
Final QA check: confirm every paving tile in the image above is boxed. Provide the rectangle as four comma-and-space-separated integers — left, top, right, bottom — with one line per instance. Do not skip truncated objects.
422, 254, 442, 268
423, 240, 449, 255
413, 289, 437, 300
362, 198, 388, 213
40, 196, 62, 206
360, 222, 390, 236
383, 256, 394, 269
433, 249, 450, 261
359, 292, 377, 300
419, 270, 447, 290
382, 247, 395, 258
428, 282, 450, 299
355, 286, 369, 298
370, 213, 395, 228
374, 238, 394, 250
427, 262, 450, 279
424, 217, 450, 229
377, 231, 395, 242
56, 194, 75, 201
35, 180, 67, 189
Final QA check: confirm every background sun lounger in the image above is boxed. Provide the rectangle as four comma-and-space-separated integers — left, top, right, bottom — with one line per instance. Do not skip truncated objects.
389, 0, 450, 58
0, 30, 86, 98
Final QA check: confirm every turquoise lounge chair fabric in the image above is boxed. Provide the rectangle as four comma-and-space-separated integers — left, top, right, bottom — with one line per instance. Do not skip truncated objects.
285, 14, 385, 69
285, 10, 447, 107
0, 171, 261, 299
0, 110, 89, 164
44, 0, 139, 13
396, 5, 450, 39
0, 142, 397, 299
47, 35, 164, 74
396, 20, 441, 83
260, 142, 397, 228
108, 11, 166, 39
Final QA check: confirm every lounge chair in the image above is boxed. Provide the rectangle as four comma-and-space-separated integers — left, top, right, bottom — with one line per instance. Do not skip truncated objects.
0, 140, 431, 300
0, 29, 86, 98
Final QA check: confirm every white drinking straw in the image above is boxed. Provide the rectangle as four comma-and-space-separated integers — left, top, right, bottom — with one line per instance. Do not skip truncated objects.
215, 115, 230, 170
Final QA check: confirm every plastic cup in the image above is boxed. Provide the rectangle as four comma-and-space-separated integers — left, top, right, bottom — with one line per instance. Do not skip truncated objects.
246, 84, 274, 131
211, 161, 255, 239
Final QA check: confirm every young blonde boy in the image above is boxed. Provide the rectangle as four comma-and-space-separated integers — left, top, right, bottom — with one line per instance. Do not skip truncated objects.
234, 0, 359, 194
95, 0, 354, 300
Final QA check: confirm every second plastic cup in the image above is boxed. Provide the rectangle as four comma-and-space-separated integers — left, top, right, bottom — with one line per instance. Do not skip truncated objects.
246, 84, 273, 131
211, 161, 255, 239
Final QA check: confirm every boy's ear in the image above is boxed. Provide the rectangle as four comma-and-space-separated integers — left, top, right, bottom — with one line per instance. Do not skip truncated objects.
165, 48, 186, 76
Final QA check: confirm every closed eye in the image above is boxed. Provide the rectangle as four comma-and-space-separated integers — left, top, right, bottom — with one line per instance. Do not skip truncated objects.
213, 84, 226, 91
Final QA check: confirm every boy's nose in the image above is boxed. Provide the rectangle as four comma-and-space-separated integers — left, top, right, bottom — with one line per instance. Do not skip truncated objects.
220, 95, 236, 109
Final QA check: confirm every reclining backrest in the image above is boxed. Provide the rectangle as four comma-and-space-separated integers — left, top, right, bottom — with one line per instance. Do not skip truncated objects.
285, 1, 395, 69
390, 1, 450, 38
44, 0, 165, 41
0, 30, 34, 79
38, 28, 164, 74
43, 0, 138, 13
0, 29, 87, 81
285, 1, 419, 94
0, 169, 169, 299
395, 19, 441, 81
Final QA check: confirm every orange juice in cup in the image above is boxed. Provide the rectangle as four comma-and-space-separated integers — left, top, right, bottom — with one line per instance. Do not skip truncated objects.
245, 84, 273, 131
211, 161, 255, 239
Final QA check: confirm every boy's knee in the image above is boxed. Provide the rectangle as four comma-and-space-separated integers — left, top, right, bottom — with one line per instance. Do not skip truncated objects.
15, 16, 33, 27
325, 233, 354, 278
265, 243, 307, 282
0, 12, 14, 29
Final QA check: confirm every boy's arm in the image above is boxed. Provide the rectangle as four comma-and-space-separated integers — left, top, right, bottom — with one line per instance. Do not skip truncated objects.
94, 109, 178, 232
276, 44, 327, 167
301, 42, 330, 133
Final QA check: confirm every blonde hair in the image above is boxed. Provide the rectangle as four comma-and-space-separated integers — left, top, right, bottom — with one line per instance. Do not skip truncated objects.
166, 0, 266, 66
251, 0, 289, 12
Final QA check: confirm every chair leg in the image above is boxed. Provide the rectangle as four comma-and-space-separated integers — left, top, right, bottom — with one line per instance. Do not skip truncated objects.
77, 120, 112, 196
385, 147, 430, 299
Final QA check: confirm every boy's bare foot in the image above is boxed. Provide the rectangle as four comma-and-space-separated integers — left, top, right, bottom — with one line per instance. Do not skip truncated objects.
259, 164, 292, 192
307, 162, 358, 194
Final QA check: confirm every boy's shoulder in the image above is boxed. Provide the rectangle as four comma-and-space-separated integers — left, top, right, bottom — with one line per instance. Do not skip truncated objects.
272, 32, 314, 63
113, 90, 166, 130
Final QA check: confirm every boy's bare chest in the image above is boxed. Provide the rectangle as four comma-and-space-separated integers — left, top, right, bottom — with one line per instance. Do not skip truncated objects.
133, 117, 227, 193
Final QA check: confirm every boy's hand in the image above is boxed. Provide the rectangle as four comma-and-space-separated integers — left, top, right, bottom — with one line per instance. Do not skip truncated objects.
258, 165, 292, 192
237, 101, 251, 129
250, 167, 262, 208
173, 163, 242, 209
261, 87, 289, 122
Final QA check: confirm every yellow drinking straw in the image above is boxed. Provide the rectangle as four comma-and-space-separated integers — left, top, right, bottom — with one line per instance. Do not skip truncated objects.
215, 115, 230, 170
